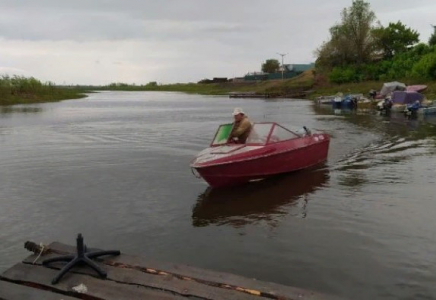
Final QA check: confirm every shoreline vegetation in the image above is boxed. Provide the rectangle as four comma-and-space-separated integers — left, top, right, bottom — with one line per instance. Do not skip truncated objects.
0, 75, 88, 106
2, 71, 436, 106
94, 70, 436, 100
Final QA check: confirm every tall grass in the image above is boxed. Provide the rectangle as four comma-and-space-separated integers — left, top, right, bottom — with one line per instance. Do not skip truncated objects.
0, 75, 87, 105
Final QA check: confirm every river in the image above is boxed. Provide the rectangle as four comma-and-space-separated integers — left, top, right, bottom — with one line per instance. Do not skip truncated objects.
1, 91, 435, 299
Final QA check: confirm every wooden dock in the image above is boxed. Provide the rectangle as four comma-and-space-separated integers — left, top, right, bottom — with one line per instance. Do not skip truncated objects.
0, 240, 341, 300
228, 91, 309, 99
229, 92, 271, 98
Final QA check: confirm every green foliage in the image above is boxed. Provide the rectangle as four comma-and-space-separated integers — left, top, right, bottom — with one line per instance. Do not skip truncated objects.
316, 0, 377, 70
261, 59, 280, 73
429, 26, 436, 46
332, 44, 433, 83
108, 82, 129, 88
0, 75, 86, 105
413, 43, 434, 56
372, 21, 419, 58
328, 66, 360, 84
316, 1, 434, 84
411, 49, 436, 80
340, 0, 376, 63
146, 81, 158, 87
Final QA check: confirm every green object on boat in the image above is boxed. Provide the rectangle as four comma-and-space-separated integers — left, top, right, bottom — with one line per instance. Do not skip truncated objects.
212, 124, 233, 145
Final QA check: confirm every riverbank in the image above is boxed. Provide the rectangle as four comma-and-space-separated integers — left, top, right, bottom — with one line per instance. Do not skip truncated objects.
4, 72, 435, 105
99, 71, 436, 100
97, 71, 315, 98
0, 89, 89, 106
0, 76, 89, 106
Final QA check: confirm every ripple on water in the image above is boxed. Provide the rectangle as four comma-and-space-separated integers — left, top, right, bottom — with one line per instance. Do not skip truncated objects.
2, 94, 436, 299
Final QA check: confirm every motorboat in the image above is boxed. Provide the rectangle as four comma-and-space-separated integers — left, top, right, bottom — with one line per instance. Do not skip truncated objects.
190, 122, 330, 187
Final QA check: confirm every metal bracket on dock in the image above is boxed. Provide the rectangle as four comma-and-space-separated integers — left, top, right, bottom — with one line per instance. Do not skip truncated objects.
42, 233, 120, 284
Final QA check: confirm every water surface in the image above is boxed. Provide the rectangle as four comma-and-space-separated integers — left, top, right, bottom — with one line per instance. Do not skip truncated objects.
1, 92, 436, 299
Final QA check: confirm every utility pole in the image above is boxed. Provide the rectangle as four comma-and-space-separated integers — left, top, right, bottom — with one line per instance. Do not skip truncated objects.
277, 53, 287, 80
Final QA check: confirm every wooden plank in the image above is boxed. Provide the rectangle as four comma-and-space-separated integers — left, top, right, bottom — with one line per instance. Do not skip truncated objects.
1, 263, 188, 300
23, 253, 261, 300
0, 280, 77, 300
24, 242, 341, 300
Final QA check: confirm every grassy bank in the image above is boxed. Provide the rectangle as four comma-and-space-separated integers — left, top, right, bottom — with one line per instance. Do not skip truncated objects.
99, 70, 315, 97
4, 73, 435, 105
0, 76, 88, 106
100, 70, 436, 100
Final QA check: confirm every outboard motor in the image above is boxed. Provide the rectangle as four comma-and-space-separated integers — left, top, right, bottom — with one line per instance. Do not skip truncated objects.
404, 100, 421, 117
369, 89, 377, 100
351, 97, 358, 109
378, 98, 392, 115
332, 96, 342, 109
342, 96, 351, 109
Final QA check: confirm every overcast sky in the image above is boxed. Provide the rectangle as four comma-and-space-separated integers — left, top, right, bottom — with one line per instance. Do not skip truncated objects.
0, 0, 435, 85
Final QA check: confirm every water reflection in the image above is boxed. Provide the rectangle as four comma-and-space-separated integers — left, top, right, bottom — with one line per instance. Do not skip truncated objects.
313, 104, 436, 140
192, 168, 329, 228
315, 104, 436, 191
0, 106, 42, 114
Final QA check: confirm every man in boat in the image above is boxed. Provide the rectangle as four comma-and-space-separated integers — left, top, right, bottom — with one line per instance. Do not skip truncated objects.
229, 108, 252, 143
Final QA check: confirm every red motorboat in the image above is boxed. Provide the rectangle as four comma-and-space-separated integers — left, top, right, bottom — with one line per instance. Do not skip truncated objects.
190, 122, 330, 187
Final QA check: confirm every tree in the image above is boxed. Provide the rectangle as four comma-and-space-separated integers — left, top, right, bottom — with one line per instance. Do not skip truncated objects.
145, 81, 158, 87
315, 25, 355, 70
315, 0, 377, 70
372, 21, 419, 58
340, 0, 376, 64
261, 59, 280, 73
429, 25, 436, 46
411, 51, 436, 80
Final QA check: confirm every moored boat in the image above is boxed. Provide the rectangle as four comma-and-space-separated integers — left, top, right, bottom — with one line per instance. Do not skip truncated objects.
190, 122, 330, 187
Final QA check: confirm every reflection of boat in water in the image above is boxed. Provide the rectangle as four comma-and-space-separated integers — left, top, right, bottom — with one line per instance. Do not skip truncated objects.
192, 168, 329, 227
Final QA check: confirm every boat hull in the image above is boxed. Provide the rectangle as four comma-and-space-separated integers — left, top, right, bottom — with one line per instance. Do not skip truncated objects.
193, 137, 330, 188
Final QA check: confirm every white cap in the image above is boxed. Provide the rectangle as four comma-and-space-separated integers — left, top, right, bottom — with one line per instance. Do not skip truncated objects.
232, 107, 245, 116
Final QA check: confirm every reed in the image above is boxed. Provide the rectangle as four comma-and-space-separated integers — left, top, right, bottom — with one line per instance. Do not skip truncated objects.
0, 75, 87, 105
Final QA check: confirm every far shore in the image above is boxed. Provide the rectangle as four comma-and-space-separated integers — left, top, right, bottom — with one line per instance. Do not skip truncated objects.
2, 71, 435, 106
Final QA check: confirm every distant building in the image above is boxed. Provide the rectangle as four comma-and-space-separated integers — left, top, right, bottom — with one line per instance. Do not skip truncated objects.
212, 77, 229, 83
231, 77, 245, 83
244, 63, 314, 81
198, 77, 229, 84
283, 63, 315, 73
244, 72, 268, 81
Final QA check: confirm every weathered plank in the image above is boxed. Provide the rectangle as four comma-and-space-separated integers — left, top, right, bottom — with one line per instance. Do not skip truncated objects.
1, 263, 188, 300
23, 253, 260, 300
23, 242, 341, 300
0, 280, 77, 300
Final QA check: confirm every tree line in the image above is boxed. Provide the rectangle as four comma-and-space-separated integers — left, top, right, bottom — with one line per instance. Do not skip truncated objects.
314, 0, 436, 84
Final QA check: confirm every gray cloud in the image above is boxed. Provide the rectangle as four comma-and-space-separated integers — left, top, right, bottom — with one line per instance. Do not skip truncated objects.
0, 0, 435, 84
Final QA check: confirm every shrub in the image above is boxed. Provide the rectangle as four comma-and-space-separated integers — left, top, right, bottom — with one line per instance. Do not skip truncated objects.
328, 67, 359, 84
411, 51, 436, 80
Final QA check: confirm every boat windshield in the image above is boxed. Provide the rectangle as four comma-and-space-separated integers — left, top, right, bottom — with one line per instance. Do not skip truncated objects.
210, 122, 301, 146
245, 123, 273, 144
268, 124, 301, 143
246, 123, 301, 144
211, 123, 233, 146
